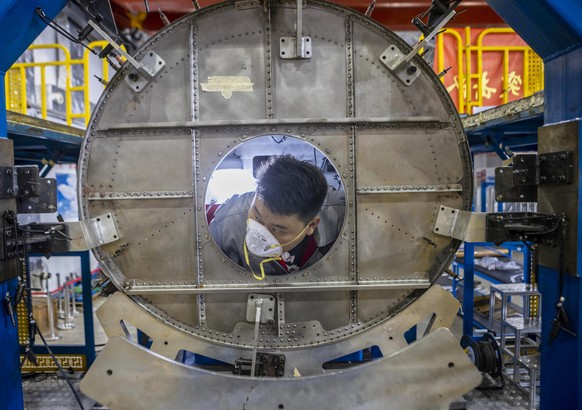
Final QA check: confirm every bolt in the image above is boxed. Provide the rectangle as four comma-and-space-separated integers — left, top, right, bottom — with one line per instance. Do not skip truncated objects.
406, 65, 417, 75
558, 175, 566, 182
128, 72, 139, 82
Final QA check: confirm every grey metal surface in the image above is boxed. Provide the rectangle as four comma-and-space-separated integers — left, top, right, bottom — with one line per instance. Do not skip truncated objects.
94, 285, 460, 372
22, 374, 96, 410
537, 120, 579, 276
80, 328, 481, 410
78, 0, 472, 366
433, 205, 487, 242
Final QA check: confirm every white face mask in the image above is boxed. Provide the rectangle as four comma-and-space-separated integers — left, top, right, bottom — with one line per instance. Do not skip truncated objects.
245, 218, 283, 258
243, 218, 311, 280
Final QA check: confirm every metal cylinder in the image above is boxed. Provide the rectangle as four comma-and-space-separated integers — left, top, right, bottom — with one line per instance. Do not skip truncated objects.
44, 277, 62, 341
70, 273, 79, 318
58, 275, 75, 330
56, 272, 64, 318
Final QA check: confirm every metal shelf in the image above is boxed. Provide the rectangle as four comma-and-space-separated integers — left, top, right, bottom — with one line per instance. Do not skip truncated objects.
462, 92, 544, 155
7, 111, 84, 166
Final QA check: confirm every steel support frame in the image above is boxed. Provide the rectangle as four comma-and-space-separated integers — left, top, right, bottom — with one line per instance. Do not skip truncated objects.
486, 1, 582, 408
0, 1, 68, 408
453, 241, 531, 337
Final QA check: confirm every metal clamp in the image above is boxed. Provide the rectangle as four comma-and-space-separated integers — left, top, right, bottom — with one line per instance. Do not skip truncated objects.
379, 4, 456, 86
67, 213, 121, 251
433, 205, 486, 242
280, 0, 311, 59
87, 20, 166, 92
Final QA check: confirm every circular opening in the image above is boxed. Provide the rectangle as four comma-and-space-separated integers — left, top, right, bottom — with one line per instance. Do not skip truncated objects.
205, 135, 345, 275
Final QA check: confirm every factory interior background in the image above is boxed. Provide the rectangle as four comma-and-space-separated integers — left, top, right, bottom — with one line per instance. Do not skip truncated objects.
1, 0, 581, 409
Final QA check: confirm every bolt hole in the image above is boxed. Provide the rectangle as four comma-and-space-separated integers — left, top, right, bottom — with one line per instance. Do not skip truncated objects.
435, 228, 439, 231
107, 369, 113, 375
164, 341, 168, 345
279, 405, 285, 409
448, 362, 455, 368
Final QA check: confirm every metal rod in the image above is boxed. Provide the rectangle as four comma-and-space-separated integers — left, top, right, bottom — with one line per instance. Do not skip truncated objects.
365, 0, 376, 17
56, 273, 64, 317
394, 9, 456, 72
296, 0, 302, 58
70, 274, 79, 317
125, 280, 432, 295
103, 116, 445, 131
250, 300, 263, 377
44, 277, 62, 341
58, 275, 75, 330
88, 20, 153, 80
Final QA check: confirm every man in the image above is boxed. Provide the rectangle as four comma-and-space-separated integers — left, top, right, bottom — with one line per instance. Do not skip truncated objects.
209, 155, 344, 279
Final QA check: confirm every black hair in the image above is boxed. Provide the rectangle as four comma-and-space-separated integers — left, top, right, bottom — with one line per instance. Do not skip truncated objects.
256, 155, 328, 223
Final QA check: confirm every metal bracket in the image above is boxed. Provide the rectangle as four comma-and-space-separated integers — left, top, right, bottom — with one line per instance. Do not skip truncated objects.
0, 166, 57, 213
433, 205, 487, 242
539, 151, 573, 185
280, 0, 311, 59
380, 45, 421, 86
379, 3, 456, 86
87, 20, 165, 92
495, 166, 537, 202
67, 213, 121, 251
245, 294, 275, 324
234, 353, 286, 377
495, 150, 573, 203
433, 205, 565, 247
485, 212, 564, 246
124, 51, 166, 93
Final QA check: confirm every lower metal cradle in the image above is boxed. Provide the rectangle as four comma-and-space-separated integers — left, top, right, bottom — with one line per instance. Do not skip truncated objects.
81, 328, 480, 410
80, 285, 481, 408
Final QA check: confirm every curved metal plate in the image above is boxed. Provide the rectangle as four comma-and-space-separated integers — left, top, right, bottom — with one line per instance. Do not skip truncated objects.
78, 0, 472, 351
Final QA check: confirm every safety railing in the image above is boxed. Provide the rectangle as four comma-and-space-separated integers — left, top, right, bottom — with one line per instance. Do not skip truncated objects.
436, 27, 544, 115
5, 41, 118, 127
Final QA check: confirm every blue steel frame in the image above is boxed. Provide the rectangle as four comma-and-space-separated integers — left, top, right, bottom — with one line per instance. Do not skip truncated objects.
452, 241, 531, 337
0, 1, 69, 408
486, 1, 582, 408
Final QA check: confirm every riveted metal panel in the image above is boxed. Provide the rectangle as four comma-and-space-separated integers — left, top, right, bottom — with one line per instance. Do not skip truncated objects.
78, 0, 472, 355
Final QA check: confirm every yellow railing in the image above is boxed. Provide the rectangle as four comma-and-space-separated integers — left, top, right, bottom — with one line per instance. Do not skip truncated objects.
5, 41, 120, 127
436, 27, 544, 114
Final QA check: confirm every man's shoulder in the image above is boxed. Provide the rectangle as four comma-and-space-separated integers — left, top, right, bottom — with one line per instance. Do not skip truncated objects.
213, 192, 254, 221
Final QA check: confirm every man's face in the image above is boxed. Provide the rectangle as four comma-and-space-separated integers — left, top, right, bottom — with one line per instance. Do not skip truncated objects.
249, 195, 320, 252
